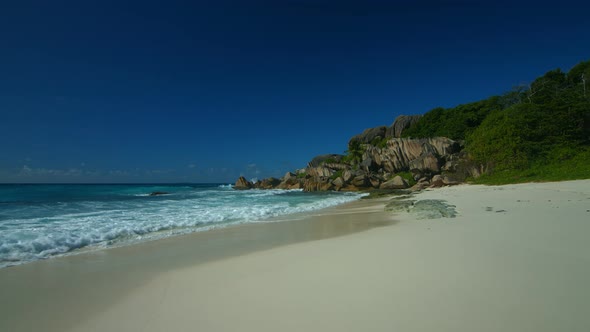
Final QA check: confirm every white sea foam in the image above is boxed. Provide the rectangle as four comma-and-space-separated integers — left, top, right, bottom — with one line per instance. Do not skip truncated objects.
0, 187, 364, 268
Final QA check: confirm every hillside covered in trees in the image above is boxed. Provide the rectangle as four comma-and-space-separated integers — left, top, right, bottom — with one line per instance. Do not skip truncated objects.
401, 60, 590, 183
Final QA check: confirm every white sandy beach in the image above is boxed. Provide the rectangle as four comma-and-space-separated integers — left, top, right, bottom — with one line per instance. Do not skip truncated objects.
1, 180, 589, 332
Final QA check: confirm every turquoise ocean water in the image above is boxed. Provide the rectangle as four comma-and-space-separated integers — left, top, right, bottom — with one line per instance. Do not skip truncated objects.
0, 184, 364, 268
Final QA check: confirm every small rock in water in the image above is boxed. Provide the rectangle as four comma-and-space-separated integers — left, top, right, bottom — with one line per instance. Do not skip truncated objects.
149, 191, 169, 196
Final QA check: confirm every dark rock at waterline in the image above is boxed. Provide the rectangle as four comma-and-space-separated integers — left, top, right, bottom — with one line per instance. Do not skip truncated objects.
149, 191, 169, 196
303, 177, 334, 192
255, 177, 281, 189
234, 176, 253, 190
332, 176, 345, 188
379, 175, 408, 190
351, 174, 369, 187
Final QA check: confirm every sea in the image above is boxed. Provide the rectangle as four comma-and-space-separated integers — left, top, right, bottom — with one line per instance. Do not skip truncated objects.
0, 183, 365, 268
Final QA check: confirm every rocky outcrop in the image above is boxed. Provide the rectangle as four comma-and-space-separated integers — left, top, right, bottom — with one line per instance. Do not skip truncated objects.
342, 170, 353, 182
234, 136, 472, 192
254, 177, 281, 189
276, 172, 302, 189
307, 154, 343, 168
307, 166, 333, 178
410, 178, 431, 191
379, 176, 408, 189
385, 115, 422, 138
233, 114, 482, 192
348, 126, 387, 146
332, 177, 345, 189
430, 174, 445, 187
303, 177, 333, 192
440, 151, 486, 181
363, 137, 461, 174
234, 176, 253, 190
351, 174, 369, 187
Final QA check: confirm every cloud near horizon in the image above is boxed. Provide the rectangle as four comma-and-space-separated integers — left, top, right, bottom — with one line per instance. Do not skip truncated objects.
0, 161, 292, 183
0, 165, 180, 183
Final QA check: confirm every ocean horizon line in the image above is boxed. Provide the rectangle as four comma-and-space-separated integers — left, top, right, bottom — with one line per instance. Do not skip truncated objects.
0, 182, 232, 185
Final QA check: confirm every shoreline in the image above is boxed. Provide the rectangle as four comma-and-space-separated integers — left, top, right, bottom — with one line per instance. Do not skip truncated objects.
0, 197, 393, 332
1, 179, 589, 331
0, 188, 367, 270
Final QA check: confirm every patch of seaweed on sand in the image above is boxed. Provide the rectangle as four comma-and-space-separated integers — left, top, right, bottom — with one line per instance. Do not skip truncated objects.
385, 196, 457, 219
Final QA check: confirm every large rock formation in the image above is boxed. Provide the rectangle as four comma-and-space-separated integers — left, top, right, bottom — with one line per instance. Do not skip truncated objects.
379, 176, 408, 189
253, 177, 281, 189
385, 115, 422, 138
233, 114, 481, 192
234, 176, 253, 190
348, 126, 387, 146
363, 137, 461, 174
276, 172, 303, 189
307, 154, 343, 167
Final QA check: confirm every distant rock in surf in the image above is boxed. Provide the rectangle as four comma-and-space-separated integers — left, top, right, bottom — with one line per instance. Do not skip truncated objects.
149, 191, 169, 196
234, 176, 253, 190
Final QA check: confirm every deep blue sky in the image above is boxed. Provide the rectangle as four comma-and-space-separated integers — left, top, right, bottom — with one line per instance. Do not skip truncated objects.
1, 0, 588, 183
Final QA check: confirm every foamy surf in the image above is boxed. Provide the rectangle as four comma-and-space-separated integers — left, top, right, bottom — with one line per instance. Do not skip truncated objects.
0, 184, 365, 268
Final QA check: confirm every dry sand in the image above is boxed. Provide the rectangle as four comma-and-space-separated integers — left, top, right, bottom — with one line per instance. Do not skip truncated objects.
1, 180, 589, 331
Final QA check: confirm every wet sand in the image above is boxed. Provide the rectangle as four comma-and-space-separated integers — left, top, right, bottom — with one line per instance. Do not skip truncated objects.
1, 180, 590, 332
0, 198, 393, 332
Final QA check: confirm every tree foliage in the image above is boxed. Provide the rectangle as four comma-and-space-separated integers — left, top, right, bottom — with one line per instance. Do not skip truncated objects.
343, 139, 364, 165
467, 104, 543, 170
402, 60, 590, 174
401, 97, 503, 140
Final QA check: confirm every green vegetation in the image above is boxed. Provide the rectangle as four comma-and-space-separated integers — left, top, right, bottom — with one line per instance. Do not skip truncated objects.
296, 172, 307, 179
395, 171, 417, 186
402, 97, 503, 140
471, 146, 590, 185
402, 60, 590, 183
342, 140, 364, 164
321, 157, 337, 165
330, 170, 343, 180
369, 137, 389, 148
